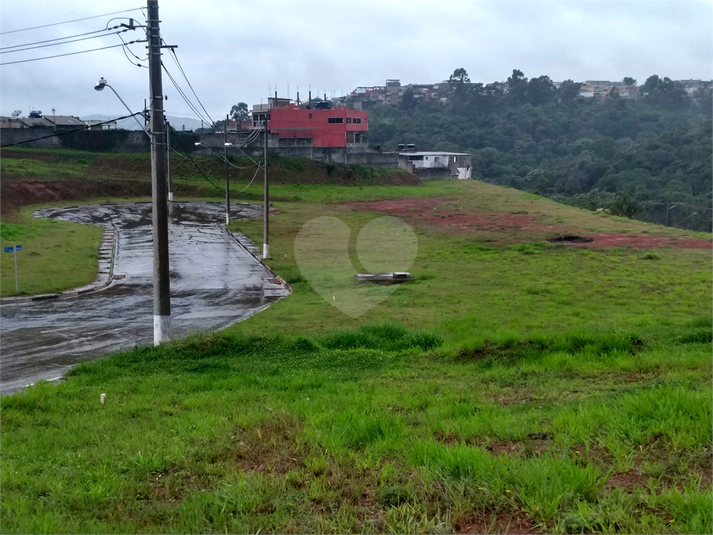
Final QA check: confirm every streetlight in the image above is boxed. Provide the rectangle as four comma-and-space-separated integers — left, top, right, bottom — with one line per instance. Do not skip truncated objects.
223, 113, 231, 226
193, 140, 232, 226
94, 77, 148, 134
224, 141, 232, 226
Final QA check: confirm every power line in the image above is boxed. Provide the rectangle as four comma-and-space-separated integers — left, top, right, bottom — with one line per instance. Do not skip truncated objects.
0, 29, 131, 55
168, 146, 223, 192
0, 27, 121, 51
167, 47, 216, 125
236, 164, 263, 194
173, 129, 259, 170
0, 40, 146, 66
0, 8, 144, 35
0, 112, 144, 147
119, 34, 148, 67
162, 64, 212, 126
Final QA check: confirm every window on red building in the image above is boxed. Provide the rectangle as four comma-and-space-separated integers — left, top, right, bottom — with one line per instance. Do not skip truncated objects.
327, 117, 344, 124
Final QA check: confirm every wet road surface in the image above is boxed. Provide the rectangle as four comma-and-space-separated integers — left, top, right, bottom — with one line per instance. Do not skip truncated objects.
1, 202, 288, 394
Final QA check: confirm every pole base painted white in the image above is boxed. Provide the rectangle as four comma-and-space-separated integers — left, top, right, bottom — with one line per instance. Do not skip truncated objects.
168, 192, 173, 201
154, 315, 171, 346
226, 213, 230, 226
262, 243, 269, 259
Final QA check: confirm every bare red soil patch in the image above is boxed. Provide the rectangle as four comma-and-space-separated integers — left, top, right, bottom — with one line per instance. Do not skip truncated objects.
585, 233, 710, 250
347, 198, 711, 250
456, 509, 539, 535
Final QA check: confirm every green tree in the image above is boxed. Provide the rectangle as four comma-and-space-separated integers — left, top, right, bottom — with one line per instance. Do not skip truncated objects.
507, 69, 528, 105
558, 80, 582, 104
449, 68, 470, 84
609, 192, 644, 219
230, 102, 250, 123
622, 77, 637, 86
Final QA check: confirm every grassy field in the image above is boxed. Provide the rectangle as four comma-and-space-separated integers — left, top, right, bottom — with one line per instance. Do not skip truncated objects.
0, 207, 103, 297
1, 179, 711, 534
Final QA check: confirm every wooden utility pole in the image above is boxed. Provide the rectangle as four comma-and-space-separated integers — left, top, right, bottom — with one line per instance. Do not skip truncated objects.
147, 0, 171, 345
225, 114, 230, 225
263, 118, 269, 259
166, 121, 173, 202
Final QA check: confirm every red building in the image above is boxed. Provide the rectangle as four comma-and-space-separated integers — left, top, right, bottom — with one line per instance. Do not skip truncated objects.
256, 104, 368, 148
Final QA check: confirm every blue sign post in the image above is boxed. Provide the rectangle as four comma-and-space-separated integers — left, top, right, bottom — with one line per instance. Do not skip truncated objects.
4, 245, 22, 293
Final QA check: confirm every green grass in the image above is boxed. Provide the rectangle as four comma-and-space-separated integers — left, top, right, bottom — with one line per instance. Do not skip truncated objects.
2, 326, 710, 533
0, 207, 102, 297
1, 178, 711, 533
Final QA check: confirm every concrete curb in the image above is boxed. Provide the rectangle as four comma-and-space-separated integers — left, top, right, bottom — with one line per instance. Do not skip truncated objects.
222, 226, 292, 299
1, 225, 119, 305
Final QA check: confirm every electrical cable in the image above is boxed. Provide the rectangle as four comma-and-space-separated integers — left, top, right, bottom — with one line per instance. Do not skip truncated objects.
167, 47, 216, 126
161, 64, 212, 126
168, 146, 223, 193
0, 29, 130, 55
236, 163, 263, 194
104, 17, 147, 31
0, 26, 122, 51
0, 40, 146, 66
173, 128, 262, 170
159, 51, 264, 167
0, 112, 144, 147
159, 56, 262, 165
119, 34, 148, 67
0, 8, 144, 35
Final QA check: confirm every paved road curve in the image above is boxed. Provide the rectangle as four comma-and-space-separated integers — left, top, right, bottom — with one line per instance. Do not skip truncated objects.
0, 202, 288, 394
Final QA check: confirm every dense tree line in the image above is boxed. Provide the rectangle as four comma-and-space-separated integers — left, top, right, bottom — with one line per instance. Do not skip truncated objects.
369, 70, 712, 231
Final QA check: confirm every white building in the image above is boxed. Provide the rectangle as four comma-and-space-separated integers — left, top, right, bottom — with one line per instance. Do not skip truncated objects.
398, 151, 472, 179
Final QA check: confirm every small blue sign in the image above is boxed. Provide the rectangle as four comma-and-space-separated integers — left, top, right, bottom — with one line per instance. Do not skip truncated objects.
4, 245, 21, 253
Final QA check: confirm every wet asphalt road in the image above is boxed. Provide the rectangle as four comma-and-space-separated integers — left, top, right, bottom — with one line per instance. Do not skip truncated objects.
0, 202, 288, 394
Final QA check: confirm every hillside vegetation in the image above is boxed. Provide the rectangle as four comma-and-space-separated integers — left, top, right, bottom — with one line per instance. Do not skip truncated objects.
2, 179, 711, 533
369, 71, 712, 231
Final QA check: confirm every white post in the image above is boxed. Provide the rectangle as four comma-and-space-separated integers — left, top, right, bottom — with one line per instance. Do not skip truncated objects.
13, 247, 18, 293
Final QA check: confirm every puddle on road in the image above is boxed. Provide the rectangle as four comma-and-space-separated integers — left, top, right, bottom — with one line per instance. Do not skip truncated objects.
1, 202, 288, 394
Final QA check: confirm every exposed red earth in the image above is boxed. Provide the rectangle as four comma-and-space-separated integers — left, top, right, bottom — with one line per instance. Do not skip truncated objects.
346, 197, 711, 250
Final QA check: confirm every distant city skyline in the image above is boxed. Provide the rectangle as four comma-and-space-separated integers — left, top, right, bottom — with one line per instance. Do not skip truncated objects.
1, 0, 710, 122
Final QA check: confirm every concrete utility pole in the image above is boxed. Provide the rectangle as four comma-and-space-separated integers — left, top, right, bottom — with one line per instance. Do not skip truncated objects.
225, 114, 230, 226
147, 0, 171, 345
166, 121, 173, 202
263, 118, 269, 258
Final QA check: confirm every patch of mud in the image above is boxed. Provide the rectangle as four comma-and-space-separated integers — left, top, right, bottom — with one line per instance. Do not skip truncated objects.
346, 198, 711, 250
547, 234, 593, 243
455, 509, 539, 535
585, 233, 711, 250
231, 414, 306, 475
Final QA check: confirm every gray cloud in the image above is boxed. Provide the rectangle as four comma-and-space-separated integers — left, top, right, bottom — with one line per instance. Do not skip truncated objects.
1, 0, 710, 122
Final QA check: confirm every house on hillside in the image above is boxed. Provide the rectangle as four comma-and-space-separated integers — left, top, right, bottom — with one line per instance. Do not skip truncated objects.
251, 99, 369, 148
398, 151, 472, 179
45, 115, 85, 130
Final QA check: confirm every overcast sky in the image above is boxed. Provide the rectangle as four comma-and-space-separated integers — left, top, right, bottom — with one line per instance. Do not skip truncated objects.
1, 0, 711, 127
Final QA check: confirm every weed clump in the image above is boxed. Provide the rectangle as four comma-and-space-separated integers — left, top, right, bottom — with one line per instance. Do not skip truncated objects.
319, 323, 443, 352
379, 485, 410, 507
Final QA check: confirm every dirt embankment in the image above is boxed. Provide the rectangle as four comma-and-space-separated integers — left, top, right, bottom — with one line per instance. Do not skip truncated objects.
347, 197, 712, 250
0, 149, 420, 216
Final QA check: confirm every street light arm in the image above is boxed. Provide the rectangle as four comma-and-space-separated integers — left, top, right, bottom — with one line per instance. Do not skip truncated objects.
101, 83, 149, 137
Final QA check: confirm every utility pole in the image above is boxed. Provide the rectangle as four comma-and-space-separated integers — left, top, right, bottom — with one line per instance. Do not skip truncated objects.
665, 202, 670, 227
263, 118, 269, 259
166, 121, 173, 202
147, 0, 171, 345
225, 114, 230, 226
